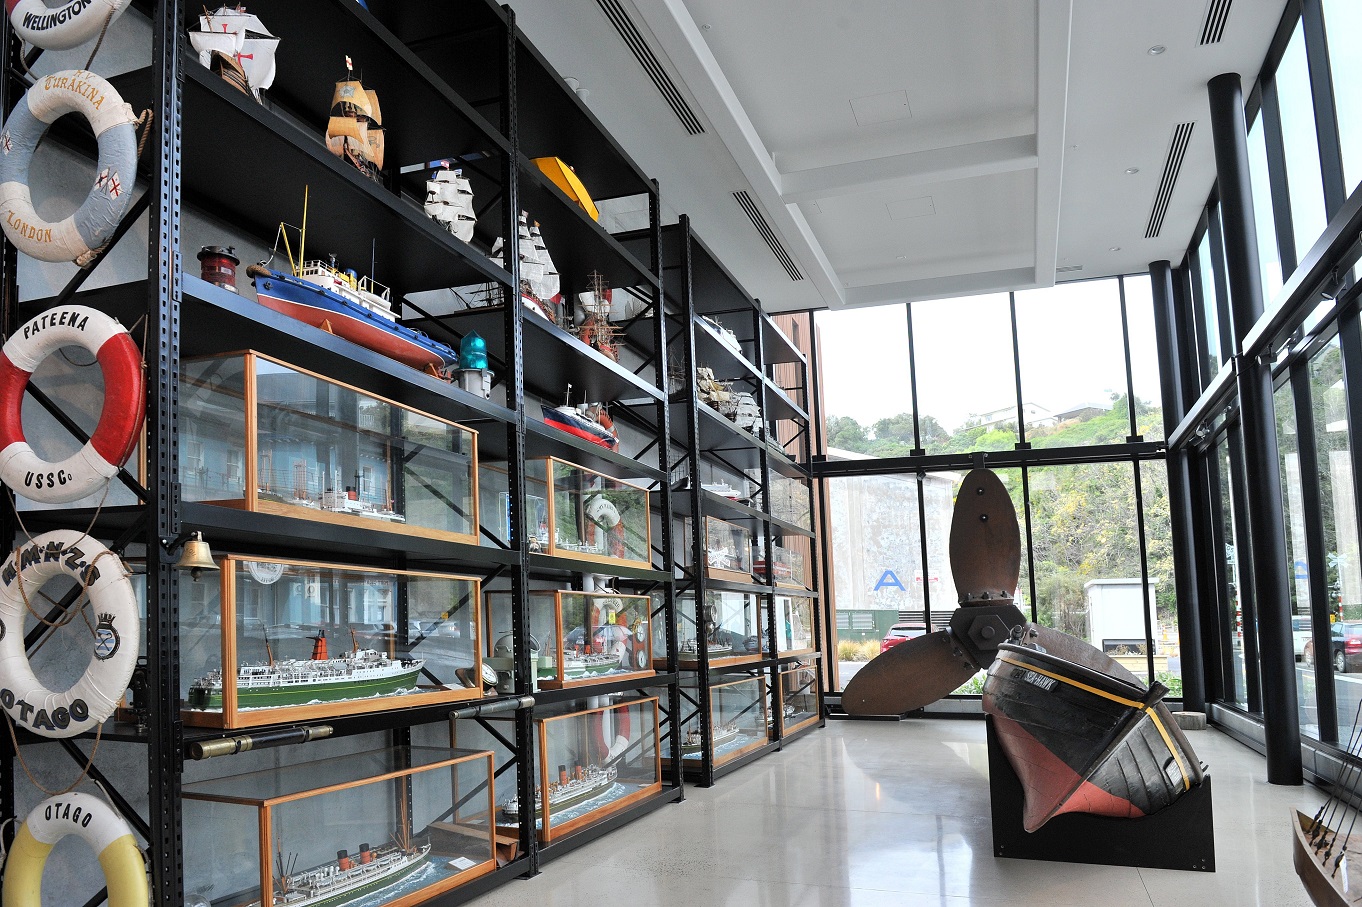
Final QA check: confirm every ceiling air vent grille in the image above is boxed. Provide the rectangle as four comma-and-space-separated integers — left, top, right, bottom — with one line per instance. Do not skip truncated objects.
733, 191, 804, 281
1056, 265, 1084, 274
1200, 0, 1232, 45
1145, 122, 1195, 239
595, 0, 705, 136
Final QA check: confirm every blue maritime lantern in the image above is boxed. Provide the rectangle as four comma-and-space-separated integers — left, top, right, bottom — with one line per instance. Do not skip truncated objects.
459, 331, 489, 370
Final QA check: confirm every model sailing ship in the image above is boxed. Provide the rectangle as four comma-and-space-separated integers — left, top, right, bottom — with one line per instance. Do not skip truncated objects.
248, 189, 459, 376
187, 5, 279, 101
503, 764, 617, 822
541, 384, 620, 450
696, 367, 762, 435
424, 163, 476, 243
187, 630, 424, 710
573, 272, 619, 360
326, 57, 384, 182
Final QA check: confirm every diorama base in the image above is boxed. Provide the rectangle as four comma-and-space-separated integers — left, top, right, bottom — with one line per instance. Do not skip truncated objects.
986, 715, 1215, 872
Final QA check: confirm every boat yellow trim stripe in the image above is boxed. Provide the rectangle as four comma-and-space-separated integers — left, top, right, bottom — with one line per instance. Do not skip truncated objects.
996, 652, 1192, 792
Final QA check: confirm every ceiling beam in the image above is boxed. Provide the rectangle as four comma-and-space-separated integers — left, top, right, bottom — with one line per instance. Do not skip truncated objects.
844, 267, 1040, 307
780, 134, 1039, 205
1033, 0, 1075, 288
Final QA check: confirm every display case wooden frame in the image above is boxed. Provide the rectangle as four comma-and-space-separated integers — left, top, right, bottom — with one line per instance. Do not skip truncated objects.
675, 675, 769, 768
780, 659, 822, 736
180, 350, 480, 544
773, 594, 816, 656
531, 457, 652, 568
484, 589, 654, 690
666, 590, 766, 670
491, 698, 662, 843
700, 515, 754, 583
180, 554, 483, 729
182, 746, 496, 907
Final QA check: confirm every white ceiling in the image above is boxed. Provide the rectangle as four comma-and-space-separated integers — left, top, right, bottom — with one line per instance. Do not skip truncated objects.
512, 0, 1288, 312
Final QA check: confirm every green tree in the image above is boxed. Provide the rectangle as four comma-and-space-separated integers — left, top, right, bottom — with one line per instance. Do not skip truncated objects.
827, 415, 870, 452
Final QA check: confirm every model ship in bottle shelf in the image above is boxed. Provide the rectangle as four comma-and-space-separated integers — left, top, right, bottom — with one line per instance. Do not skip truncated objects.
187, 629, 424, 711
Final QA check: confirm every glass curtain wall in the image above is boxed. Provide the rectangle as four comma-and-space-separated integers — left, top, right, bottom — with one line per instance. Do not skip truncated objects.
818, 276, 1167, 694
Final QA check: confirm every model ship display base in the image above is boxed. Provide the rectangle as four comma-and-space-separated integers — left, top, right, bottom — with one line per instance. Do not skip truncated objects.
494, 776, 662, 843
986, 716, 1214, 871
196, 497, 479, 546
704, 566, 760, 585
782, 707, 822, 738
181, 679, 482, 729
536, 666, 655, 691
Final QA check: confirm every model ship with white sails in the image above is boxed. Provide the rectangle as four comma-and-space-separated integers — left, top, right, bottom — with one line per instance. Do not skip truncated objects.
188, 5, 279, 101
424, 164, 476, 243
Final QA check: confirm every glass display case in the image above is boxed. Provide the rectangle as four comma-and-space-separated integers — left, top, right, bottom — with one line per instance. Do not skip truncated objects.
180, 351, 479, 543
179, 555, 483, 728
525, 458, 652, 568
475, 698, 661, 843
182, 746, 495, 907
665, 591, 766, 669
755, 541, 808, 588
695, 516, 754, 582
779, 658, 822, 736
767, 473, 813, 531
774, 594, 815, 655
677, 675, 770, 768
484, 589, 653, 690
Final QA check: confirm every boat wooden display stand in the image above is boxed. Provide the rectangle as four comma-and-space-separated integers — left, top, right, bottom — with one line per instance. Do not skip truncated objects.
986, 715, 1216, 871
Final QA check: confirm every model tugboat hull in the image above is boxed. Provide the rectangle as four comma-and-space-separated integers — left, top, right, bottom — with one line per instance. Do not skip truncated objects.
253, 268, 455, 374
983, 638, 1203, 832
541, 403, 619, 450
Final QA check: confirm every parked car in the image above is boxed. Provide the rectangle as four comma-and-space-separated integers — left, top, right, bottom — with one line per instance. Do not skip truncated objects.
880, 622, 927, 654
1292, 615, 1311, 661
1304, 620, 1362, 673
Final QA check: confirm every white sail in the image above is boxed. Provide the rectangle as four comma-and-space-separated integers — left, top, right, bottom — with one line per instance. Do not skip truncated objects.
518, 212, 544, 289
200, 8, 272, 37
532, 223, 560, 300
240, 35, 280, 91
189, 30, 241, 68
425, 169, 476, 243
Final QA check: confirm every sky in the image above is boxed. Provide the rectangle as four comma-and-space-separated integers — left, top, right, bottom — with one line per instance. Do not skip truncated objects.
816, 275, 1162, 432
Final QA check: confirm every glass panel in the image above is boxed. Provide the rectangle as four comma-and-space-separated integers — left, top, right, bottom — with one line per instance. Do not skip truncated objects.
1029, 462, 1151, 683
484, 590, 556, 690
701, 516, 754, 578
1324, 0, 1362, 195
816, 304, 911, 457
1014, 279, 1130, 448
1276, 380, 1316, 736
542, 459, 651, 566
1123, 274, 1166, 441
913, 294, 1019, 454
1194, 229, 1222, 377
1247, 115, 1285, 303
1310, 337, 1361, 740
768, 473, 812, 530
774, 595, 814, 654
180, 354, 248, 504
1140, 460, 1179, 692
1215, 437, 1249, 709
679, 675, 770, 767
780, 659, 821, 733
1278, 24, 1329, 258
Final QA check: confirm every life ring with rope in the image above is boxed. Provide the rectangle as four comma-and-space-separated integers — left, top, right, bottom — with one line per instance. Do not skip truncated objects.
0, 530, 139, 738
0, 69, 138, 264
1, 791, 147, 907
6, 0, 130, 51
0, 305, 143, 505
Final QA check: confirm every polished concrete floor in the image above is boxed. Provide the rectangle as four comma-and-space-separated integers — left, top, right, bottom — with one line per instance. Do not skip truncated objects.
468, 719, 1329, 906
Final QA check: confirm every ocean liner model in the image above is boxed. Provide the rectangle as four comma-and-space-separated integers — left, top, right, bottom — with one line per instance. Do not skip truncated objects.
251, 839, 431, 907
503, 764, 617, 822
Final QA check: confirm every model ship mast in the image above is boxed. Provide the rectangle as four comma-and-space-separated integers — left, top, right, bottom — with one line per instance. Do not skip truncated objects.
326, 56, 384, 182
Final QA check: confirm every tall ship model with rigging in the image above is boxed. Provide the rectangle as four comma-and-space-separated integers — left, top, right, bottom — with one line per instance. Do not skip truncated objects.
187, 630, 425, 710
325, 57, 384, 181
424, 163, 476, 243
187, 5, 279, 101
248, 189, 459, 376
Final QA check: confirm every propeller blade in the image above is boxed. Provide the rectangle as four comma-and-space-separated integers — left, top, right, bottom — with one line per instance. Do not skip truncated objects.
841, 630, 982, 716
950, 468, 1021, 601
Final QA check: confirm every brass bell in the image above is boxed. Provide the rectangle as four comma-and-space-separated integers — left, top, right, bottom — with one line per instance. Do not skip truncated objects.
174, 532, 220, 581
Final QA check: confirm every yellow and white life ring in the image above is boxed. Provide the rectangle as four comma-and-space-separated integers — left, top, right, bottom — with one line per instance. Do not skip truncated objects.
0, 70, 138, 264
0, 531, 138, 738
2, 792, 147, 907
6, 0, 129, 51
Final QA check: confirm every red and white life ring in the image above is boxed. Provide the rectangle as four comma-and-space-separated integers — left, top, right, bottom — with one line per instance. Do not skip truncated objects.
7, 0, 130, 51
0, 305, 143, 505
0, 530, 139, 738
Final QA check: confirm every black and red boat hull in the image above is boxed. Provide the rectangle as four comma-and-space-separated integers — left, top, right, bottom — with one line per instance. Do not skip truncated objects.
982, 634, 1203, 832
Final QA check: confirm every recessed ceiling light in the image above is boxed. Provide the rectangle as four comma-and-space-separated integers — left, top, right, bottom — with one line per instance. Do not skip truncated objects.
896, 255, 909, 260
1109, 246, 1121, 252
701, 23, 711, 30
1148, 45, 1166, 55
1125, 167, 1140, 174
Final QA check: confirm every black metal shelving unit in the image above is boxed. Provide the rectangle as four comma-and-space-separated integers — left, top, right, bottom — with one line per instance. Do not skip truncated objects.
0, 1, 686, 904
623, 218, 824, 787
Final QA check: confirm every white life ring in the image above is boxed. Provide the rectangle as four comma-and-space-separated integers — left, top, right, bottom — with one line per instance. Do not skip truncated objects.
7, 0, 130, 51
0, 70, 138, 264
0, 305, 144, 504
0, 530, 139, 738
2, 792, 147, 907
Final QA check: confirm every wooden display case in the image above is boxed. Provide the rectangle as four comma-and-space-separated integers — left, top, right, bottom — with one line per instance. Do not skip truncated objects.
665, 591, 767, 669
181, 746, 496, 907
484, 589, 654, 689
773, 594, 816, 655
180, 351, 479, 544
676, 675, 770, 769
697, 515, 754, 583
520, 457, 652, 568
779, 658, 822, 736
179, 555, 483, 728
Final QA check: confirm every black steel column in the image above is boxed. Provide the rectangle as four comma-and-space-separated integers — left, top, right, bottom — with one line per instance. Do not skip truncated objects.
500, 6, 539, 873
148, 0, 186, 904
1150, 261, 1206, 710
1208, 72, 1301, 783
0, 1, 18, 847
808, 312, 839, 693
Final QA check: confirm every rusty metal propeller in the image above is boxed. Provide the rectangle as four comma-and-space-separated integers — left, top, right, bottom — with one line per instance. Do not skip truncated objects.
841, 468, 1026, 716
